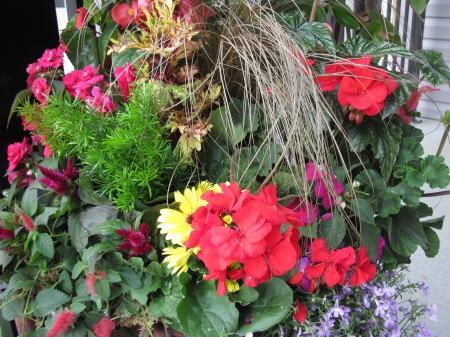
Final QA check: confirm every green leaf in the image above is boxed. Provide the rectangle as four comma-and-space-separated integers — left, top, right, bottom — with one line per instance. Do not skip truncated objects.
391, 182, 422, 206
78, 205, 119, 233
229, 286, 259, 306
295, 22, 336, 54
348, 115, 403, 181
77, 185, 113, 206
89, 220, 130, 236
68, 213, 88, 253
395, 138, 424, 167
238, 278, 293, 335
319, 211, 346, 248
63, 247, 78, 272
339, 35, 417, 60
61, 322, 86, 337
422, 226, 439, 258
21, 188, 38, 217
296, 2, 328, 22
421, 155, 450, 188
82, 242, 116, 265
416, 50, 450, 86
24, 328, 48, 337
34, 207, 59, 227
8, 89, 32, 127
422, 215, 444, 230
356, 170, 402, 217
360, 21, 383, 40
388, 206, 428, 256
2, 297, 24, 321
70, 302, 86, 314
299, 222, 318, 238
34, 289, 69, 317
99, 22, 118, 67
111, 48, 145, 69
118, 267, 142, 288
329, 0, 360, 29
408, 0, 430, 15
393, 166, 426, 188
177, 280, 239, 337
130, 274, 153, 305
106, 270, 122, 283
61, 17, 95, 69
128, 257, 144, 270
349, 198, 375, 225
72, 261, 86, 279
360, 224, 381, 261
415, 202, 433, 218
94, 278, 110, 300
58, 270, 73, 293
35, 233, 54, 259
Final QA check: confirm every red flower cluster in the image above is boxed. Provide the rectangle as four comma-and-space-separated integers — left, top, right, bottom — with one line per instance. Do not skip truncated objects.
93, 317, 116, 337
184, 183, 304, 296
114, 62, 136, 100
46, 309, 76, 337
26, 46, 65, 88
86, 270, 107, 296
316, 56, 398, 123
0, 221, 15, 240
37, 158, 79, 195
302, 239, 376, 290
115, 222, 152, 258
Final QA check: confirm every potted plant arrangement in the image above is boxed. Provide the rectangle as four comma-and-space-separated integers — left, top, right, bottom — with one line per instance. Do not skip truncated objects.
1, 0, 449, 336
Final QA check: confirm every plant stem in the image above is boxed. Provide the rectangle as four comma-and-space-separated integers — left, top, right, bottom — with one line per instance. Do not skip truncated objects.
310, 0, 320, 22
90, 29, 101, 68
436, 123, 450, 157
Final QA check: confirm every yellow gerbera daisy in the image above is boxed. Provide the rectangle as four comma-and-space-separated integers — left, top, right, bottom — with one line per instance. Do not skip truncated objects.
163, 246, 198, 275
157, 181, 213, 246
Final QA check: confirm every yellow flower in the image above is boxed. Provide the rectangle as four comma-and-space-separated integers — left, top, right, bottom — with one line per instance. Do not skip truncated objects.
163, 246, 197, 275
157, 181, 213, 245
226, 279, 240, 293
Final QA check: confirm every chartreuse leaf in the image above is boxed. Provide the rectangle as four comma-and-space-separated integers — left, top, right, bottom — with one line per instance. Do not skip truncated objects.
422, 226, 440, 258
356, 170, 401, 217
319, 211, 346, 248
34, 233, 54, 259
328, 0, 360, 29
238, 278, 293, 335
2, 297, 24, 321
349, 198, 375, 225
339, 35, 417, 60
388, 206, 428, 257
421, 155, 450, 188
416, 50, 450, 86
360, 224, 381, 261
34, 289, 69, 317
348, 115, 403, 182
177, 279, 239, 337
229, 286, 259, 306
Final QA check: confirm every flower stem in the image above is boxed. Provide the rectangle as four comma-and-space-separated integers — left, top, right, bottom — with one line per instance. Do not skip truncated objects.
310, 0, 320, 22
436, 123, 450, 157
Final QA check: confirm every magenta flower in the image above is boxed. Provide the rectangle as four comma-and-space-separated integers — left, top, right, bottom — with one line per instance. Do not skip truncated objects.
37, 47, 64, 68
314, 177, 344, 209
115, 222, 152, 258
62, 70, 88, 98
26, 62, 45, 88
0, 221, 15, 240
114, 63, 136, 99
72, 65, 104, 91
7, 138, 33, 172
32, 78, 51, 106
37, 158, 78, 195
86, 86, 118, 115
286, 198, 318, 224
7, 168, 35, 189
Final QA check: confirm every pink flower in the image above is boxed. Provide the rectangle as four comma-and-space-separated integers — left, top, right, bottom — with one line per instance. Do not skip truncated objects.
62, 70, 88, 98
7, 138, 33, 171
0, 221, 15, 240
114, 63, 136, 99
26, 62, 45, 88
93, 318, 116, 337
406, 86, 439, 111
46, 310, 76, 337
76, 8, 88, 30
7, 169, 35, 189
72, 65, 104, 91
86, 86, 118, 115
286, 198, 318, 224
376, 236, 385, 261
38, 47, 64, 69
32, 78, 51, 106
177, 0, 216, 28
111, 0, 155, 29
115, 223, 152, 258
17, 209, 35, 232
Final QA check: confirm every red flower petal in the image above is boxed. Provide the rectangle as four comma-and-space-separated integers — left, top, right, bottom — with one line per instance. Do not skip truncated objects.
293, 300, 307, 323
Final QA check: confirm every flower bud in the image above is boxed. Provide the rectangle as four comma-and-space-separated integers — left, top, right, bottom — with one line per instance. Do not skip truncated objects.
352, 180, 361, 188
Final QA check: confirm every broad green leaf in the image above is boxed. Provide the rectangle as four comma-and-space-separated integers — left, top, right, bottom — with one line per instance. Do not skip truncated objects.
24, 328, 48, 337
63, 247, 78, 272
8, 89, 32, 127
393, 166, 426, 188
421, 155, 450, 188
0, 250, 13, 270
356, 170, 402, 217
416, 50, 450, 86
238, 278, 293, 334
422, 216, 444, 230
21, 188, 38, 217
395, 138, 424, 167
94, 278, 110, 300
319, 211, 346, 248
58, 270, 73, 293
106, 270, 122, 283
82, 242, 116, 265
422, 226, 439, 258
296, 2, 327, 22
229, 286, 259, 306
77, 185, 113, 206
34, 289, 69, 317
34, 207, 59, 227
70, 303, 86, 314
295, 22, 336, 54
72, 261, 86, 279
415, 202, 433, 218
111, 48, 146, 69
177, 279, 239, 337
77, 205, 119, 233
35, 233, 54, 259
349, 198, 375, 225
118, 267, 142, 288
348, 115, 403, 181
360, 21, 383, 40
360, 224, 381, 261
391, 182, 422, 206
61, 17, 95, 69
299, 222, 318, 238
89, 220, 130, 236
128, 257, 144, 270
99, 22, 118, 67
68, 213, 88, 252
339, 35, 417, 60
61, 322, 86, 337
2, 297, 24, 321
329, 0, 360, 29
130, 274, 153, 305
388, 206, 428, 256
408, 0, 429, 15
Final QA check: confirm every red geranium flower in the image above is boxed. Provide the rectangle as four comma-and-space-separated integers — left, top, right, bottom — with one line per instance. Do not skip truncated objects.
348, 246, 376, 286
293, 300, 307, 323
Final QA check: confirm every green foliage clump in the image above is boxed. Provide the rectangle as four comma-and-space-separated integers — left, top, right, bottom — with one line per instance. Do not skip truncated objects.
21, 84, 184, 210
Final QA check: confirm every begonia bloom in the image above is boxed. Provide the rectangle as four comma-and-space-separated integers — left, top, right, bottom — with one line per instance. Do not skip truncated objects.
38, 47, 64, 68
86, 86, 117, 115
76, 7, 88, 29
7, 138, 33, 171
114, 63, 136, 99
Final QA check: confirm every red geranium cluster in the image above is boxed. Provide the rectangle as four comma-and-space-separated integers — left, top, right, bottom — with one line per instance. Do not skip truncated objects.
291, 239, 376, 291
316, 55, 398, 123
184, 183, 305, 296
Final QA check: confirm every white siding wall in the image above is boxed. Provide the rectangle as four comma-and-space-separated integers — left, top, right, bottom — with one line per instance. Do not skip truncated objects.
417, 0, 450, 120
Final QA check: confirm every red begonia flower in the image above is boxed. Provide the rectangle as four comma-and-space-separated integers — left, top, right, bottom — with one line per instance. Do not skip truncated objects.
406, 86, 439, 111
75, 7, 88, 29
293, 300, 307, 323
114, 62, 136, 99
348, 246, 376, 286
